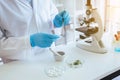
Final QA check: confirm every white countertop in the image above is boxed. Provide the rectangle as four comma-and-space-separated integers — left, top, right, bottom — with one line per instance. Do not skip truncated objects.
0, 42, 120, 80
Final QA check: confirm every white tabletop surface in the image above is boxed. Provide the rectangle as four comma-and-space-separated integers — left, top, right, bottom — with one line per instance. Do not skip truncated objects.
0, 42, 120, 80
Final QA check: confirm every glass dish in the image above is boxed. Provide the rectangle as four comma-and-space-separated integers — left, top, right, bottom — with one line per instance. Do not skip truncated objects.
44, 64, 66, 77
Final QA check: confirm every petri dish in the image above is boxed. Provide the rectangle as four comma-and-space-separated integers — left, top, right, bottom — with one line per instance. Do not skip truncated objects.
66, 58, 84, 68
44, 65, 66, 77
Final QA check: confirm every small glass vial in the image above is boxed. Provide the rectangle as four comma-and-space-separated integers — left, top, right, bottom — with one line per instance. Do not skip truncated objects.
114, 31, 120, 53
114, 47, 120, 52
114, 43, 120, 52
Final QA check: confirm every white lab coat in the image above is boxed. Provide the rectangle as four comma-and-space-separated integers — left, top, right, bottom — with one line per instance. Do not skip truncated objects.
0, 0, 58, 60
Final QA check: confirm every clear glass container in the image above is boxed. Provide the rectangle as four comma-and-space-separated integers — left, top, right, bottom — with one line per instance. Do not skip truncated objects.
44, 62, 66, 78
66, 58, 83, 68
114, 42, 120, 52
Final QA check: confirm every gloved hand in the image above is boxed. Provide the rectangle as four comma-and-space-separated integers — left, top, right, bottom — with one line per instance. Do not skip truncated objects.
30, 33, 59, 48
53, 10, 70, 28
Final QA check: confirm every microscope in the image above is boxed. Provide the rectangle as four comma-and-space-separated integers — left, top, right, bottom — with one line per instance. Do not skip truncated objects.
75, 0, 107, 53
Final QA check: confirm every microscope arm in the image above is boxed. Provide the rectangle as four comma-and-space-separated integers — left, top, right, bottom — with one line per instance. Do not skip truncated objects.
91, 9, 104, 42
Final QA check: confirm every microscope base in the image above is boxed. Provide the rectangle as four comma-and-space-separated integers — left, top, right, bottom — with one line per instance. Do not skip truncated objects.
76, 41, 107, 54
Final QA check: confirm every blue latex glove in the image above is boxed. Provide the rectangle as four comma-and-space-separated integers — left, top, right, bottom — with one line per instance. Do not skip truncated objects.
53, 10, 70, 28
30, 33, 59, 48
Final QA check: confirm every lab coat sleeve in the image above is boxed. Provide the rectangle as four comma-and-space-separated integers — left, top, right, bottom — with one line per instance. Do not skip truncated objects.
0, 27, 31, 57
50, 1, 58, 21
50, 1, 62, 35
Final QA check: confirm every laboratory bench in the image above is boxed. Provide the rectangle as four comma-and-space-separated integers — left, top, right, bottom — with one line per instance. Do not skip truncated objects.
0, 42, 120, 80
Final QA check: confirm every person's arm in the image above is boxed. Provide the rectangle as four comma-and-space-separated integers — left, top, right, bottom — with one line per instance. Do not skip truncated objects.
50, 1, 62, 35
50, 1, 58, 23
0, 25, 31, 57
50, 1, 70, 28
